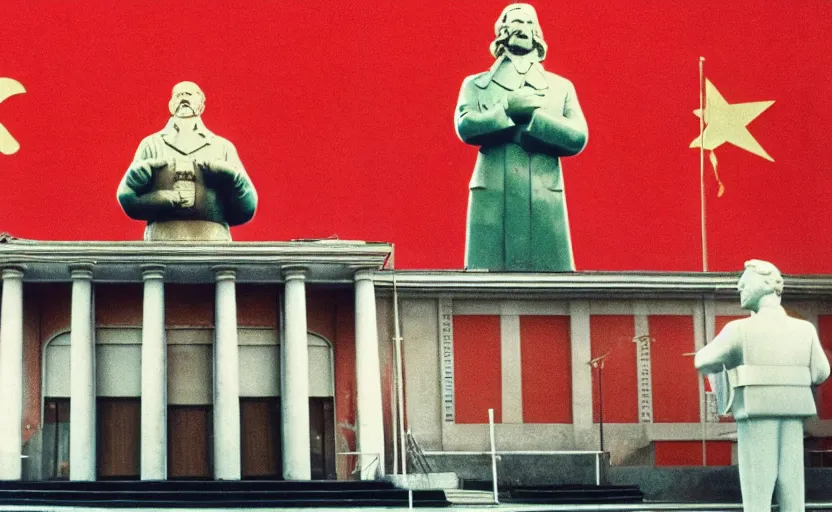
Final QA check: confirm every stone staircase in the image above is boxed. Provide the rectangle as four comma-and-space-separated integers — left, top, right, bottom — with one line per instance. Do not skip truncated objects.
0, 479, 450, 508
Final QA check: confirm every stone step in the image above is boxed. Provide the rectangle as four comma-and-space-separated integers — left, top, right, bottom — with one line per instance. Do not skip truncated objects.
444, 489, 496, 505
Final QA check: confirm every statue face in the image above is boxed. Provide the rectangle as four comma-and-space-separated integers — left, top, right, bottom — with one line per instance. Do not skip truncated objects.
737, 268, 772, 312
168, 82, 205, 119
505, 9, 536, 55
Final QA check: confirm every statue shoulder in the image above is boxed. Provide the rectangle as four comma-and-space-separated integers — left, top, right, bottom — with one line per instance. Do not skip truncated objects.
139, 132, 164, 147
542, 70, 577, 91
788, 316, 818, 333
461, 71, 492, 90
212, 134, 240, 155
717, 318, 747, 337
211, 133, 235, 147
131, 132, 166, 160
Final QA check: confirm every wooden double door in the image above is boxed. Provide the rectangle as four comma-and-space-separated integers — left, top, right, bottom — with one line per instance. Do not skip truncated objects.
167, 397, 336, 480
44, 398, 144, 480
50, 397, 337, 480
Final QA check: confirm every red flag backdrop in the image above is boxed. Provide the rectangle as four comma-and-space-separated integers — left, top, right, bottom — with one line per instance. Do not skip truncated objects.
1, 1, 830, 271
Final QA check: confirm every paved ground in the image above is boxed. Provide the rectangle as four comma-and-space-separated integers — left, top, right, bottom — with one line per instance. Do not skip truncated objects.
0, 505, 830, 512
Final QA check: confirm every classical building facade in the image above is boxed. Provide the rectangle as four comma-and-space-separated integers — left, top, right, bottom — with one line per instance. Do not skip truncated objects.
1, 239, 831, 481
0, 239, 390, 481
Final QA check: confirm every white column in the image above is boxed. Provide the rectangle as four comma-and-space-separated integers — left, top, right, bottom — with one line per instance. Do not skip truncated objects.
354, 269, 385, 479
69, 263, 96, 481
213, 266, 241, 480
282, 267, 311, 480
0, 265, 25, 480
141, 265, 166, 480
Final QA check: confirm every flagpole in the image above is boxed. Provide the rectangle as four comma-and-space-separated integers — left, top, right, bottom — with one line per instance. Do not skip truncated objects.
699, 56, 708, 272
698, 56, 709, 466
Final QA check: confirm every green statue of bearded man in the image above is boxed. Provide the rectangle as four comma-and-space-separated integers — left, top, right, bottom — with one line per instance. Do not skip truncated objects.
455, 4, 588, 271
117, 81, 257, 241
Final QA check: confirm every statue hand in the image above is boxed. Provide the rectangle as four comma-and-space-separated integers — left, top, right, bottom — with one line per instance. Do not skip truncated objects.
134, 158, 169, 173
506, 91, 545, 121
156, 190, 189, 208
196, 159, 240, 185
196, 159, 236, 175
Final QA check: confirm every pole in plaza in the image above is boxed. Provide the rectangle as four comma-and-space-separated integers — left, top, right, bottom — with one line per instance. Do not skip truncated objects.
588, 353, 610, 453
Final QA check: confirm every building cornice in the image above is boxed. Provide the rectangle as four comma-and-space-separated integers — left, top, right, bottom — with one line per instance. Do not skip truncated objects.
373, 270, 832, 300
0, 239, 392, 283
3, 239, 831, 298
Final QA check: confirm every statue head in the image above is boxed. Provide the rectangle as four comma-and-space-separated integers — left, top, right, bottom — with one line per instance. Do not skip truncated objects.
738, 259, 784, 312
490, 3, 548, 61
168, 81, 206, 119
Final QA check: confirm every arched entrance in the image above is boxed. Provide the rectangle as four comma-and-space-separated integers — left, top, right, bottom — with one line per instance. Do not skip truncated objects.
238, 330, 336, 480
43, 328, 143, 480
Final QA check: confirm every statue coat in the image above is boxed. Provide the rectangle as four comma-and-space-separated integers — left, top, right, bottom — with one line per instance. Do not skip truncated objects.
118, 119, 257, 231
455, 57, 588, 271
695, 305, 830, 512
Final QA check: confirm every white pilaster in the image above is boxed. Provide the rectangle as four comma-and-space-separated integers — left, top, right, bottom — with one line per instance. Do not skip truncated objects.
0, 266, 25, 480
69, 263, 96, 481
354, 269, 385, 479
141, 265, 166, 480
500, 315, 523, 423
282, 267, 311, 480
213, 266, 241, 480
569, 300, 594, 449
633, 303, 653, 424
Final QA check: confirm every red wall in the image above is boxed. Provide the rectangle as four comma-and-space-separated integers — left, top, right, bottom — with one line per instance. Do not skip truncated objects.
589, 315, 637, 423
453, 315, 502, 424
654, 441, 732, 467
520, 315, 571, 423
650, 316, 699, 423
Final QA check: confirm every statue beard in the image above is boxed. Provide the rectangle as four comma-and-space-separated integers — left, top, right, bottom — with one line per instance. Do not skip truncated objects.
169, 98, 204, 119
506, 32, 535, 56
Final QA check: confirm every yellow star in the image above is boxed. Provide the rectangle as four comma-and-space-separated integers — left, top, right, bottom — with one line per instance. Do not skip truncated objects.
0, 78, 26, 156
690, 79, 774, 162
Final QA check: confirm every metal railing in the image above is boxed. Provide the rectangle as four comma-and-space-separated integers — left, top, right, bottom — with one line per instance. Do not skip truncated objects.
336, 451, 380, 480
404, 428, 432, 474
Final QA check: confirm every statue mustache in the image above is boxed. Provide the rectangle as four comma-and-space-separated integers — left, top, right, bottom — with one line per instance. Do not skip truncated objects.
509, 29, 530, 39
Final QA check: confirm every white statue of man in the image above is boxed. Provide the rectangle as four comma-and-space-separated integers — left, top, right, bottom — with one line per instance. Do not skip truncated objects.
695, 260, 830, 512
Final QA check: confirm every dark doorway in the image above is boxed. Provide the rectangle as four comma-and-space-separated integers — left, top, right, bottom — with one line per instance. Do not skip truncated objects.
42, 398, 70, 480
309, 397, 336, 480
168, 405, 212, 479
97, 398, 140, 479
238, 397, 335, 480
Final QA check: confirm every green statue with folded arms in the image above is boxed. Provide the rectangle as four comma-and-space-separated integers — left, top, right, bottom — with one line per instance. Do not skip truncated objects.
455, 4, 588, 271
